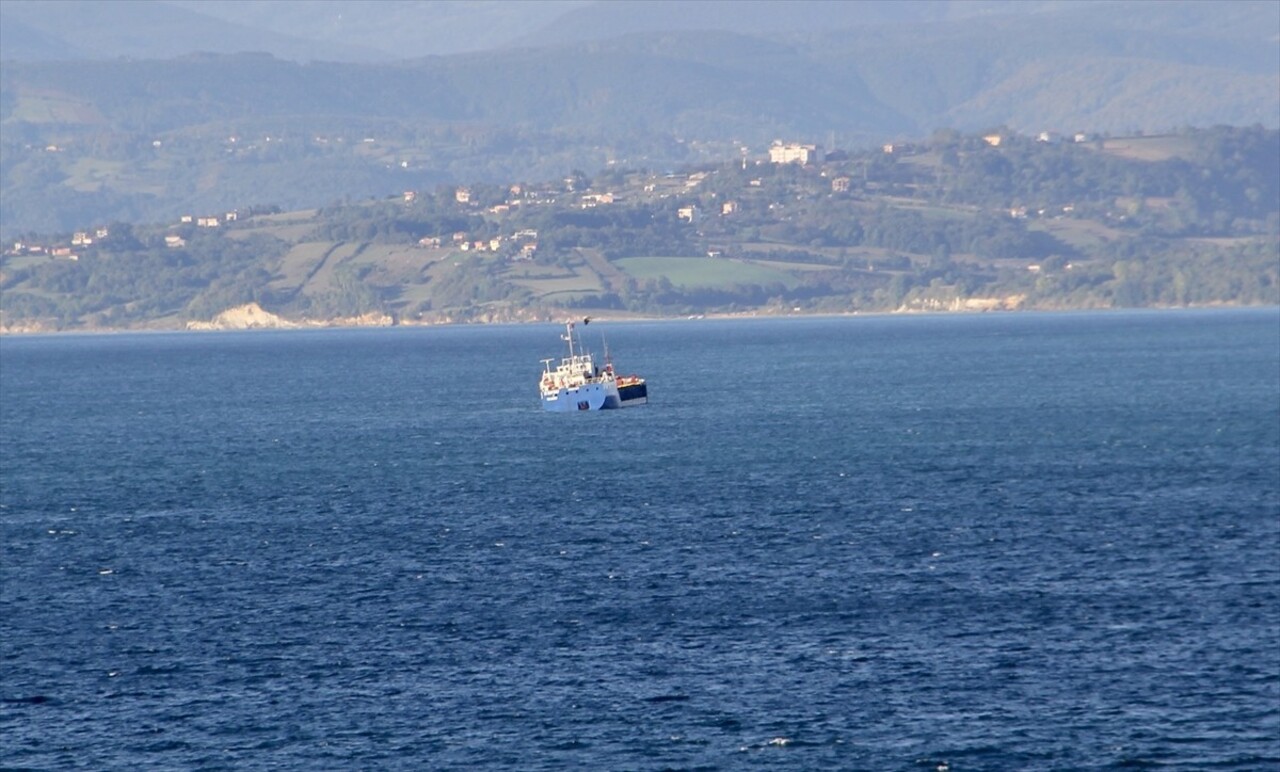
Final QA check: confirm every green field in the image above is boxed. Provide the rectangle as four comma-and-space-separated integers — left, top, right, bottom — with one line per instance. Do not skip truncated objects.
11, 92, 99, 123
64, 158, 128, 193
510, 268, 605, 297
254, 210, 320, 223
1, 254, 55, 271
1029, 218, 1127, 252
230, 221, 319, 243
272, 241, 334, 290
1095, 135, 1195, 162
308, 242, 364, 289
350, 244, 434, 285
348, 243, 421, 266
537, 289, 600, 303
747, 258, 837, 272
615, 256, 797, 288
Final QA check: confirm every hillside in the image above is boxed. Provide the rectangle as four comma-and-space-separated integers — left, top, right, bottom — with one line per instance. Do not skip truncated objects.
0, 0, 1144, 64
0, 0, 384, 63
2, 126, 1275, 332
1, 1, 1275, 238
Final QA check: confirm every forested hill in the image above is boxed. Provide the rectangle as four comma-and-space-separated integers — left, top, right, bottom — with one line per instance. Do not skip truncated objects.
2, 126, 1276, 332
2, 0, 1276, 237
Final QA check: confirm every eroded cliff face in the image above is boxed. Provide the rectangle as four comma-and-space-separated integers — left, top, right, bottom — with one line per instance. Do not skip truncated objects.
185, 303, 394, 331
186, 303, 297, 330
0, 302, 553, 334
0, 319, 57, 334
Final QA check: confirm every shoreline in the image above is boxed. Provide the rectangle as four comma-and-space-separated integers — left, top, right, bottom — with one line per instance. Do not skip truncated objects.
2, 303, 1276, 338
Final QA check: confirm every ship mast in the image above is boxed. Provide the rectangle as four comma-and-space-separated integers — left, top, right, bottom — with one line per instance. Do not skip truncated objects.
563, 320, 576, 360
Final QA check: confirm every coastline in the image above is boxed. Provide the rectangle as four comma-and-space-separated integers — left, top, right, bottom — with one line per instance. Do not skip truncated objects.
2, 302, 1276, 338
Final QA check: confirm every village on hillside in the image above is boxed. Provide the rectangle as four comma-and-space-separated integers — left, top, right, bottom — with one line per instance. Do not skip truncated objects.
7, 129, 1103, 264
2, 124, 1274, 331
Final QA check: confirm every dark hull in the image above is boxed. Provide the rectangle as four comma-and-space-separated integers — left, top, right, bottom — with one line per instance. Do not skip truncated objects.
617, 381, 648, 406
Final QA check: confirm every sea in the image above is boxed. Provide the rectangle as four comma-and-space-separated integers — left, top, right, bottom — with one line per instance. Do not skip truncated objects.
1, 309, 1278, 771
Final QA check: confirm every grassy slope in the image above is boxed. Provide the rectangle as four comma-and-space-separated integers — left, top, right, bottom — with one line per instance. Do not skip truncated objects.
2, 133, 1274, 330
615, 256, 798, 289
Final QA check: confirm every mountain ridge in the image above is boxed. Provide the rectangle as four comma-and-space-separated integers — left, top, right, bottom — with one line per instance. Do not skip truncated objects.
0, 0, 387, 62
2, 1, 1275, 237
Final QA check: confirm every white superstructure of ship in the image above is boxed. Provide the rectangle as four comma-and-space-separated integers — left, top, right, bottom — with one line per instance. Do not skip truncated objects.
539, 319, 647, 411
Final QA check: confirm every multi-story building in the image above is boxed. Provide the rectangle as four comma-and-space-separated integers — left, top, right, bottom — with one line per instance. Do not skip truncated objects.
768, 141, 824, 165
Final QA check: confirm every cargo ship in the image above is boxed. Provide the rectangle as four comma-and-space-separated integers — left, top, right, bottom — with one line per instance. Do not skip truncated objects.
539, 319, 647, 411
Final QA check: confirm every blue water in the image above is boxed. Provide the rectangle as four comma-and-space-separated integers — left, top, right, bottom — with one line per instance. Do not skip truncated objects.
2, 309, 1278, 770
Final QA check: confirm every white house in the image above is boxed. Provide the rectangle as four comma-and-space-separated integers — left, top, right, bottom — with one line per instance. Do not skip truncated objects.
768, 141, 824, 165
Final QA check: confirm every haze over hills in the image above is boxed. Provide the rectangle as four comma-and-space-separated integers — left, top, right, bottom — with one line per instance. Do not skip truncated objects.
1, 0, 591, 62
510, 0, 1081, 49
0, 0, 1276, 237
2, 0, 1117, 63
166, 0, 591, 60
0, 0, 388, 62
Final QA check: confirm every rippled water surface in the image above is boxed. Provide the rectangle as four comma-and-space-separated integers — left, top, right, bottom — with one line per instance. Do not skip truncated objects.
3, 310, 1278, 770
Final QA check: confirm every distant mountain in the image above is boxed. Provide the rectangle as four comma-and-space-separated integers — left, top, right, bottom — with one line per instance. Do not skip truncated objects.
1, 0, 1275, 236
0, 0, 388, 62
167, 0, 590, 60
0, 0, 591, 63
6, 0, 1272, 66
0, 0, 1030, 63
0, 15, 91, 61
942, 57, 1277, 134
507, 0, 1058, 48
4, 5, 1274, 137
813, 3, 1280, 132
